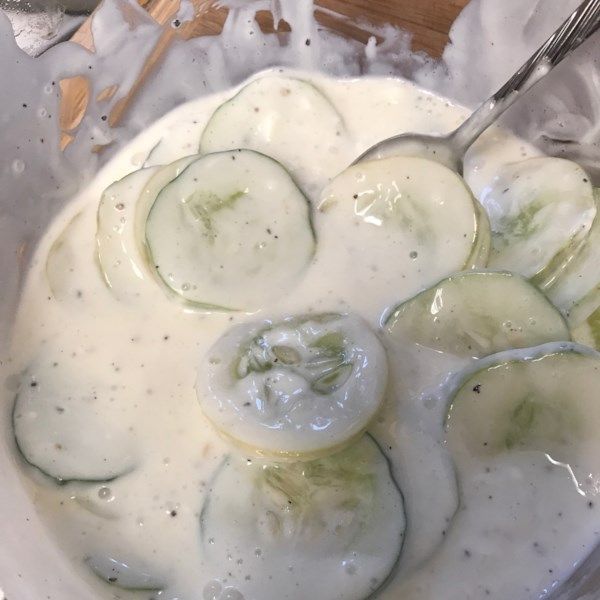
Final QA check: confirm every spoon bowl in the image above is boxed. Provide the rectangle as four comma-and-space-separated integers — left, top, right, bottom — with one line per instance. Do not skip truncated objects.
356, 132, 461, 172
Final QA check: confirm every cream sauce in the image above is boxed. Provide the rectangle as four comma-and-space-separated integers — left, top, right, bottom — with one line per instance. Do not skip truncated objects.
6, 69, 598, 600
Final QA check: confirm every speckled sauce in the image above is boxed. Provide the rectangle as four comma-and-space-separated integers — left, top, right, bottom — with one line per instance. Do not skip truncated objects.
5, 69, 600, 600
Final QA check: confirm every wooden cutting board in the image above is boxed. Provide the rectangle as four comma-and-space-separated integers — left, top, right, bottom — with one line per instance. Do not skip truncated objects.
60, 0, 469, 147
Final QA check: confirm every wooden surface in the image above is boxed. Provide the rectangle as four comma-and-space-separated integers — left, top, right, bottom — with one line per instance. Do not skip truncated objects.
72, 0, 470, 54
60, 0, 470, 149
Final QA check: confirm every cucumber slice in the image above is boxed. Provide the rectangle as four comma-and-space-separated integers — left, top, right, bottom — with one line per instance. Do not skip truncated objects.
545, 189, 600, 324
572, 305, 600, 350
465, 200, 491, 269
317, 156, 488, 309
196, 313, 387, 458
46, 211, 86, 302
85, 554, 163, 592
446, 344, 600, 479
480, 157, 596, 281
96, 167, 160, 298
135, 156, 199, 253
199, 75, 349, 192
13, 356, 137, 483
199, 435, 405, 600
145, 150, 315, 311
384, 271, 570, 359
97, 157, 200, 302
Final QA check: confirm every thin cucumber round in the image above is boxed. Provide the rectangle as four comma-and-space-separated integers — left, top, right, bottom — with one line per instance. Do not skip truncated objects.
134, 155, 198, 259
46, 211, 86, 302
145, 150, 315, 311
13, 356, 137, 483
446, 344, 600, 479
96, 167, 160, 299
465, 199, 491, 268
384, 271, 570, 358
199, 75, 349, 192
97, 157, 199, 303
572, 305, 600, 350
317, 156, 488, 308
480, 157, 596, 282
196, 313, 387, 458
199, 435, 405, 600
545, 188, 600, 324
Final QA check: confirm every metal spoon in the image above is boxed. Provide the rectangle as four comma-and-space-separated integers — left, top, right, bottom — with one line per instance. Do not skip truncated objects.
356, 0, 600, 173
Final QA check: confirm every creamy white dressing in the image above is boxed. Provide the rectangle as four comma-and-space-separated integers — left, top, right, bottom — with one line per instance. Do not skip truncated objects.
5, 69, 599, 600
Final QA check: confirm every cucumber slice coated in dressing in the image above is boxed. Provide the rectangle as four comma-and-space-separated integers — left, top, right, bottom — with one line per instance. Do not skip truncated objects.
385, 271, 570, 358
46, 211, 87, 302
135, 155, 199, 260
446, 345, 600, 482
96, 167, 160, 299
318, 156, 489, 309
545, 188, 600, 325
145, 150, 315, 311
200, 75, 349, 192
465, 200, 492, 268
97, 157, 198, 302
199, 435, 405, 600
572, 305, 600, 350
13, 356, 137, 483
480, 157, 595, 283
196, 313, 387, 458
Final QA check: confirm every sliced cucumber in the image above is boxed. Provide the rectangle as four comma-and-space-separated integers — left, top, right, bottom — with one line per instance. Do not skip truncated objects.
317, 156, 488, 308
13, 356, 137, 483
465, 200, 492, 269
145, 150, 315, 311
96, 167, 160, 299
199, 435, 405, 600
545, 188, 600, 324
480, 157, 595, 282
85, 554, 163, 592
446, 344, 600, 479
384, 271, 570, 359
197, 313, 387, 458
46, 211, 87, 302
572, 305, 600, 350
135, 155, 199, 254
200, 75, 349, 192
97, 157, 201, 302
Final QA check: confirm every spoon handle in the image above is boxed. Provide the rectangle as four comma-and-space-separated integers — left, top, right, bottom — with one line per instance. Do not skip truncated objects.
451, 0, 600, 154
